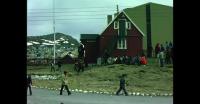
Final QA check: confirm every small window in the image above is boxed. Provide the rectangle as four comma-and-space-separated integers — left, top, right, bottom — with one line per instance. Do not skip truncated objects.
126, 22, 131, 30
114, 21, 119, 29
117, 38, 127, 49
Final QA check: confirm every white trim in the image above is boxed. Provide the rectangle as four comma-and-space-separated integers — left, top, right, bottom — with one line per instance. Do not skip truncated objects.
117, 38, 127, 50
100, 11, 145, 36
114, 21, 119, 29
126, 22, 132, 30
100, 11, 123, 35
122, 11, 145, 36
125, 39, 127, 49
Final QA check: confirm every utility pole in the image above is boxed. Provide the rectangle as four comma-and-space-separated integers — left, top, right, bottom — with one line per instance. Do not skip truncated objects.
53, 0, 56, 64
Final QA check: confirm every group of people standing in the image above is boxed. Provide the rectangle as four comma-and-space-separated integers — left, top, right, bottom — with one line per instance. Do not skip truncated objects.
115, 54, 147, 66
99, 51, 148, 66
155, 41, 173, 67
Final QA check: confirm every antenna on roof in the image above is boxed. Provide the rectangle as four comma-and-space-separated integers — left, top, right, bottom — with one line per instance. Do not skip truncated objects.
116, 5, 119, 15
114, 0, 119, 16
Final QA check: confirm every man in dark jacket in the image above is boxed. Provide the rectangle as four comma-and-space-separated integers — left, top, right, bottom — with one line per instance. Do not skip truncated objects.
116, 74, 128, 96
27, 74, 32, 96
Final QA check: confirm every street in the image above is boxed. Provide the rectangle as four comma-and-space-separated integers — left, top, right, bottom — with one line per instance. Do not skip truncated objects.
27, 88, 173, 104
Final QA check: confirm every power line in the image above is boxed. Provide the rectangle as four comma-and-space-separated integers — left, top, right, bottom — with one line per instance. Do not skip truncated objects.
28, 21, 106, 25
28, 14, 110, 17
28, 18, 105, 21
28, 11, 171, 15
28, 6, 116, 10
28, 10, 116, 14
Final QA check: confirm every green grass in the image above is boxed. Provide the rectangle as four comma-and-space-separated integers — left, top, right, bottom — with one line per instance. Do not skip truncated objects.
27, 58, 173, 94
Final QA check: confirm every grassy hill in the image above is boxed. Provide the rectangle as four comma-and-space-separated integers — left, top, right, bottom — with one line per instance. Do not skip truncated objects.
27, 58, 173, 94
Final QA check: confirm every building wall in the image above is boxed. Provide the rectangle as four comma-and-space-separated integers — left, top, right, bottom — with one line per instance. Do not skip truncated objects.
81, 39, 99, 63
150, 4, 173, 48
100, 12, 143, 57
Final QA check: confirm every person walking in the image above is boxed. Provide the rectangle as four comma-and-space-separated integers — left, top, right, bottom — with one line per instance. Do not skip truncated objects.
116, 74, 128, 96
60, 71, 71, 95
27, 74, 32, 96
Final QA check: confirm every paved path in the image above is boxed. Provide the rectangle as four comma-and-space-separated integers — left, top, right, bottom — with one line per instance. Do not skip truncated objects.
27, 88, 173, 104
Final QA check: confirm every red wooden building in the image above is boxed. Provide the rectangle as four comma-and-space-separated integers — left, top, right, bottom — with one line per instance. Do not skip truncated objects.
99, 11, 144, 57
81, 11, 144, 63
80, 3, 173, 63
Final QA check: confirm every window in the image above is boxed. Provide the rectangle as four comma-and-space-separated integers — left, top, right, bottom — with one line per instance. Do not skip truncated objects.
117, 38, 127, 49
126, 22, 131, 30
114, 21, 118, 29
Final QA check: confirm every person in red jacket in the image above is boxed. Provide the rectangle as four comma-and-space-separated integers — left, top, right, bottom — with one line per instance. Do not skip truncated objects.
140, 55, 147, 65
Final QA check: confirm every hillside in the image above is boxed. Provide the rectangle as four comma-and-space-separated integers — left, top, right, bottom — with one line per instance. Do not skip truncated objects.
27, 58, 173, 95
27, 33, 80, 59
27, 33, 80, 47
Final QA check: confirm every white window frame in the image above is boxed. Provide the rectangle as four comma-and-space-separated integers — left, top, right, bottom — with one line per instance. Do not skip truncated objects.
114, 21, 119, 29
126, 21, 132, 30
124, 39, 127, 49
117, 38, 127, 49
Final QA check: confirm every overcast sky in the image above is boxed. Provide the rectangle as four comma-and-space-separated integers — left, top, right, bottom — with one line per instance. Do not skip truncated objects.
27, 0, 173, 41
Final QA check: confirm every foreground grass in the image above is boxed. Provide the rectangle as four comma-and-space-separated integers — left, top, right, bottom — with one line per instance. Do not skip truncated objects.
27, 58, 173, 94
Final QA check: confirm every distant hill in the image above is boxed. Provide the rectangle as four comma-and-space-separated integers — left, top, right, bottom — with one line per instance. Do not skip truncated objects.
27, 33, 80, 59
27, 32, 80, 48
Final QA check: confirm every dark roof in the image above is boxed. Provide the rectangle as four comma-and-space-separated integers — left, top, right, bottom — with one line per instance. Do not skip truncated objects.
80, 34, 99, 40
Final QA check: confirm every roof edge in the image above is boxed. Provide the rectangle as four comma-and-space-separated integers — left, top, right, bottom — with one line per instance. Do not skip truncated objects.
100, 11, 145, 37
122, 11, 145, 36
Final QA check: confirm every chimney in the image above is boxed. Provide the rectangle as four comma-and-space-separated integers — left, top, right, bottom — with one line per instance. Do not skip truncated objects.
107, 15, 112, 24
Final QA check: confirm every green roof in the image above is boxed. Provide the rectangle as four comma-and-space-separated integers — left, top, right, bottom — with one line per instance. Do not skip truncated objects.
123, 2, 173, 49
80, 34, 99, 40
